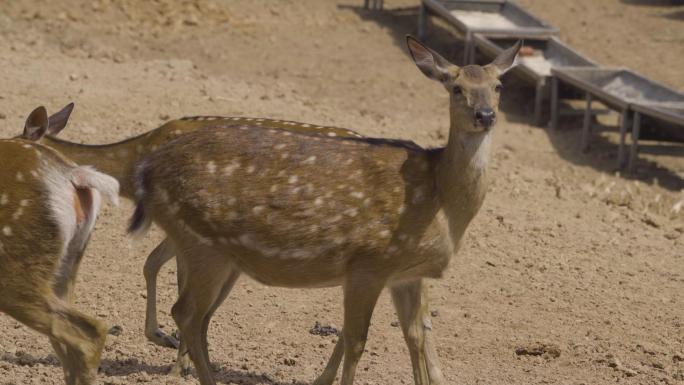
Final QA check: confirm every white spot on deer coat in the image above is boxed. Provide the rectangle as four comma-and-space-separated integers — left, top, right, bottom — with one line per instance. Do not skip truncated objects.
302, 156, 316, 165
12, 208, 23, 220
238, 234, 280, 257
223, 161, 239, 176
16, 172, 24, 182
288, 175, 298, 184
343, 208, 359, 217
350, 191, 365, 199
2, 226, 12, 236
0, 194, 8, 205
207, 161, 217, 174
274, 143, 287, 150
252, 205, 265, 215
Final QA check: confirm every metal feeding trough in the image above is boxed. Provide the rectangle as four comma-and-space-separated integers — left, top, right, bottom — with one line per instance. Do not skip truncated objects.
418, 0, 558, 64
473, 35, 596, 126
550, 67, 684, 171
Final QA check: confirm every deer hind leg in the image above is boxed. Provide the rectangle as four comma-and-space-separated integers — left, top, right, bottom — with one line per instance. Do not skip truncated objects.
339, 272, 386, 385
170, 264, 240, 377
51, 304, 108, 385
170, 250, 234, 385
142, 238, 180, 349
7, 295, 107, 385
49, 338, 77, 384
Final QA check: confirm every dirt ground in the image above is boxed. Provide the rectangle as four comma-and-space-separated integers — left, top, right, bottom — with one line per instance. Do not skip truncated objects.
1, 0, 683, 384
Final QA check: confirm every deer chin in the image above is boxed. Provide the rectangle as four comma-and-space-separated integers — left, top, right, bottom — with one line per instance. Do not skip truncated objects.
466, 122, 495, 133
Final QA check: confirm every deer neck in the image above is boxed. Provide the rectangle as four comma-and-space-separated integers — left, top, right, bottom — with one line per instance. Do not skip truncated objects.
41, 135, 142, 199
434, 123, 492, 245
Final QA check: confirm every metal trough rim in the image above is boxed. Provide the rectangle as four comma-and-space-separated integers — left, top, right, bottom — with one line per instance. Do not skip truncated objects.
422, 0, 559, 37
552, 66, 684, 111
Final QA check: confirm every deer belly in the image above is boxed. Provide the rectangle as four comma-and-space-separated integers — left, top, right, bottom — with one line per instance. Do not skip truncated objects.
218, 234, 350, 288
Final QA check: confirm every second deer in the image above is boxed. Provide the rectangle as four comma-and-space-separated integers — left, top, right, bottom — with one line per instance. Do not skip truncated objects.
128, 36, 520, 385
0, 107, 119, 385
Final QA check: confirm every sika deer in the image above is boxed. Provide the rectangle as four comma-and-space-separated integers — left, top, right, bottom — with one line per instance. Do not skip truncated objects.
29, 103, 434, 379
25, 103, 366, 351
0, 107, 119, 385
128, 36, 520, 385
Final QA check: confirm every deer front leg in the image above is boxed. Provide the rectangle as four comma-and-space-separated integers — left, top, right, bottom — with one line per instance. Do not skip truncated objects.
421, 287, 445, 385
391, 280, 428, 385
143, 238, 180, 349
314, 280, 444, 385
392, 279, 445, 385
339, 272, 385, 385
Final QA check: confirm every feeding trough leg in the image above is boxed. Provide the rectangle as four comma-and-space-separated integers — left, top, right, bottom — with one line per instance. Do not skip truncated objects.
534, 80, 545, 127
550, 76, 559, 130
364, 0, 369, 9
617, 109, 631, 169
581, 93, 593, 152
418, 3, 427, 39
628, 111, 641, 173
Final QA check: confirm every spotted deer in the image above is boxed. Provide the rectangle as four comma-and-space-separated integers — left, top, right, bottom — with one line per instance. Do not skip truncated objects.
0, 107, 119, 385
127, 36, 520, 385
27, 102, 438, 379
25, 102, 367, 351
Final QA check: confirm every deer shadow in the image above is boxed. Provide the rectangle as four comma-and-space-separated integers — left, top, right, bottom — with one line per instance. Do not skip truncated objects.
99, 357, 309, 385
1, 353, 310, 385
338, 3, 684, 191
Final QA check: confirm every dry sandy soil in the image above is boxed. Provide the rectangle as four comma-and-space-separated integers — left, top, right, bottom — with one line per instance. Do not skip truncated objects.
1, 0, 683, 384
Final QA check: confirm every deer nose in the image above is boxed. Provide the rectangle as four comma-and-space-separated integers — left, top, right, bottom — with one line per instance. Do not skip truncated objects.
474, 108, 496, 128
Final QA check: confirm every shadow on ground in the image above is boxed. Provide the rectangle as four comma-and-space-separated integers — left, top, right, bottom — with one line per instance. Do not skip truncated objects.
100, 358, 310, 384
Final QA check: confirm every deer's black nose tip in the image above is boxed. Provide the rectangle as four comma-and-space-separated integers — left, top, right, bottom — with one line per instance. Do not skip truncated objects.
474, 108, 496, 128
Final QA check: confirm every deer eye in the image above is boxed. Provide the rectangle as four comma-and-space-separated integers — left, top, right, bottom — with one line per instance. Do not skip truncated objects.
494, 84, 503, 93
452, 86, 462, 96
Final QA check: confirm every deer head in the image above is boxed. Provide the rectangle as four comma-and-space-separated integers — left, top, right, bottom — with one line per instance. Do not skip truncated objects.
406, 36, 520, 133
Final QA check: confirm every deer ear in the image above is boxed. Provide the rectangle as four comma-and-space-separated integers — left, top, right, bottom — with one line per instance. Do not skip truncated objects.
406, 35, 452, 82
488, 40, 521, 76
47, 102, 75, 136
23, 106, 49, 141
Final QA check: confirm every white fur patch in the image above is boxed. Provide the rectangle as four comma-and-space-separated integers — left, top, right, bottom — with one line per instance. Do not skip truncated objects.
70, 166, 120, 206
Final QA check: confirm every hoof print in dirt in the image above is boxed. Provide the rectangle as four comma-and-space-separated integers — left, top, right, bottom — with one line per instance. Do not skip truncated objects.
309, 321, 339, 336
514, 342, 561, 359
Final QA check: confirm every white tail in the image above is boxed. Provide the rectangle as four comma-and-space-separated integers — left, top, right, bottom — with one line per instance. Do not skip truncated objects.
128, 37, 520, 385
0, 107, 119, 385
70, 166, 120, 207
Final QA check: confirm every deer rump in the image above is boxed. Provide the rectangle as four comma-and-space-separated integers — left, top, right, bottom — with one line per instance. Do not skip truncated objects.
129, 126, 449, 288
48, 165, 119, 294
